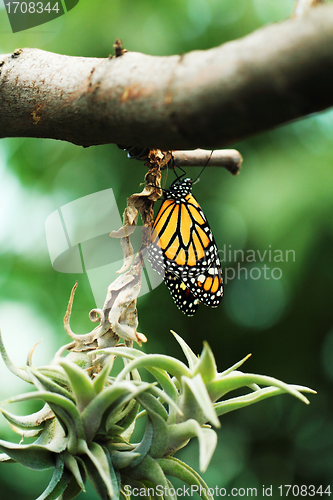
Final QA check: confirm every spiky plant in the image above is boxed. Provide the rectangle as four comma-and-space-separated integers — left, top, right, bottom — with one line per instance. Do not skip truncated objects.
0, 328, 315, 500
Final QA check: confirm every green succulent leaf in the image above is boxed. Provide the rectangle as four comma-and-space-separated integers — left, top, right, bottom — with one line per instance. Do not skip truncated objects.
0, 418, 67, 466
1, 389, 86, 454
59, 359, 96, 412
148, 385, 182, 418
42, 470, 73, 500
110, 353, 192, 383
36, 453, 71, 500
0, 439, 55, 469
137, 391, 168, 421
106, 399, 140, 434
82, 441, 116, 499
146, 367, 179, 403
39, 366, 79, 388
192, 342, 217, 383
130, 417, 153, 468
119, 415, 138, 443
170, 330, 198, 371
33, 417, 67, 453
105, 424, 126, 437
60, 474, 85, 500
27, 367, 75, 403
136, 396, 169, 458
13, 428, 42, 438
96, 346, 181, 402
110, 450, 141, 469
64, 453, 86, 492
1, 390, 82, 423
0, 404, 53, 431
0, 329, 32, 383
104, 445, 121, 500
181, 375, 220, 428
207, 371, 313, 405
81, 381, 153, 442
93, 356, 114, 394
105, 384, 180, 437
130, 455, 175, 500
219, 354, 252, 376
157, 457, 214, 500
166, 419, 217, 473
214, 384, 316, 416
95, 346, 146, 361
52, 405, 85, 456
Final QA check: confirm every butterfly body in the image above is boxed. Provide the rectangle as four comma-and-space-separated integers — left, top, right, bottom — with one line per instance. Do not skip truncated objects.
148, 177, 223, 315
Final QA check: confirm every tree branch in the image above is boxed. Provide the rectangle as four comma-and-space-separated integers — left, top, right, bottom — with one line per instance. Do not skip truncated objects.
1, 4, 333, 149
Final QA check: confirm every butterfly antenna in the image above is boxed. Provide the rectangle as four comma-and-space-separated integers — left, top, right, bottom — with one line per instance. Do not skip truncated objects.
166, 152, 186, 181
174, 164, 186, 180
193, 150, 214, 185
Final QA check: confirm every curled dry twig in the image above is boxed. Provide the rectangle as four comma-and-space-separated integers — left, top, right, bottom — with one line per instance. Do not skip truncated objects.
63, 150, 168, 357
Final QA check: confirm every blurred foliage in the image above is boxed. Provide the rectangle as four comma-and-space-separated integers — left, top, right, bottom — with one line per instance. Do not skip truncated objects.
0, 0, 332, 498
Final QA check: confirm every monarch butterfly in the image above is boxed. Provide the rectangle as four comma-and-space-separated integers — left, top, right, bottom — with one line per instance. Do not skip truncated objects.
147, 177, 223, 315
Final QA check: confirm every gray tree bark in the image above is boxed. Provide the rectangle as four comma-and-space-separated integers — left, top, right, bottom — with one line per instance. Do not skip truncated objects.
1, 4, 333, 149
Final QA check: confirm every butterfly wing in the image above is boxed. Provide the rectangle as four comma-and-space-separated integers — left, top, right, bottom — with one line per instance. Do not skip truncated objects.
164, 272, 200, 316
182, 262, 223, 308
147, 178, 223, 315
147, 198, 176, 277
178, 191, 221, 278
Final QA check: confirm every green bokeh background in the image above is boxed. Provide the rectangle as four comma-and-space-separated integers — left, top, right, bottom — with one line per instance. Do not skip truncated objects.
0, 0, 332, 498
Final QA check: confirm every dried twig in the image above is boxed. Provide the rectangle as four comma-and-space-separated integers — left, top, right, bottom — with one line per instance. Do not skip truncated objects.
62, 151, 168, 354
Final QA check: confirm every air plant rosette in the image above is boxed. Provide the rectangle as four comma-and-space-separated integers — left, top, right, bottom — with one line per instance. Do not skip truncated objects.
0, 328, 315, 500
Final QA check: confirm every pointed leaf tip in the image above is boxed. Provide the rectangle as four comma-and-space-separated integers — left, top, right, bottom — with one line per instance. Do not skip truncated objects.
182, 374, 220, 428
59, 359, 96, 412
193, 342, 217, 383
171, 330, 197, 370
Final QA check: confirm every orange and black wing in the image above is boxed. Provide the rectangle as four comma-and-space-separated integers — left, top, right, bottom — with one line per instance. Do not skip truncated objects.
164, 272, 200, 316
147, 177, 223, 314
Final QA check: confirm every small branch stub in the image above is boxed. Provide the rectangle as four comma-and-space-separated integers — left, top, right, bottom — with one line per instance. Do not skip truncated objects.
171, 149, 242, 175
122, 146, 243, 176
113, 38, 127, 58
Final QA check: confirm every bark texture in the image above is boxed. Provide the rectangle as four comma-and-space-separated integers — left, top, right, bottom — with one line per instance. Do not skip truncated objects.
1, 4, 333, 149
